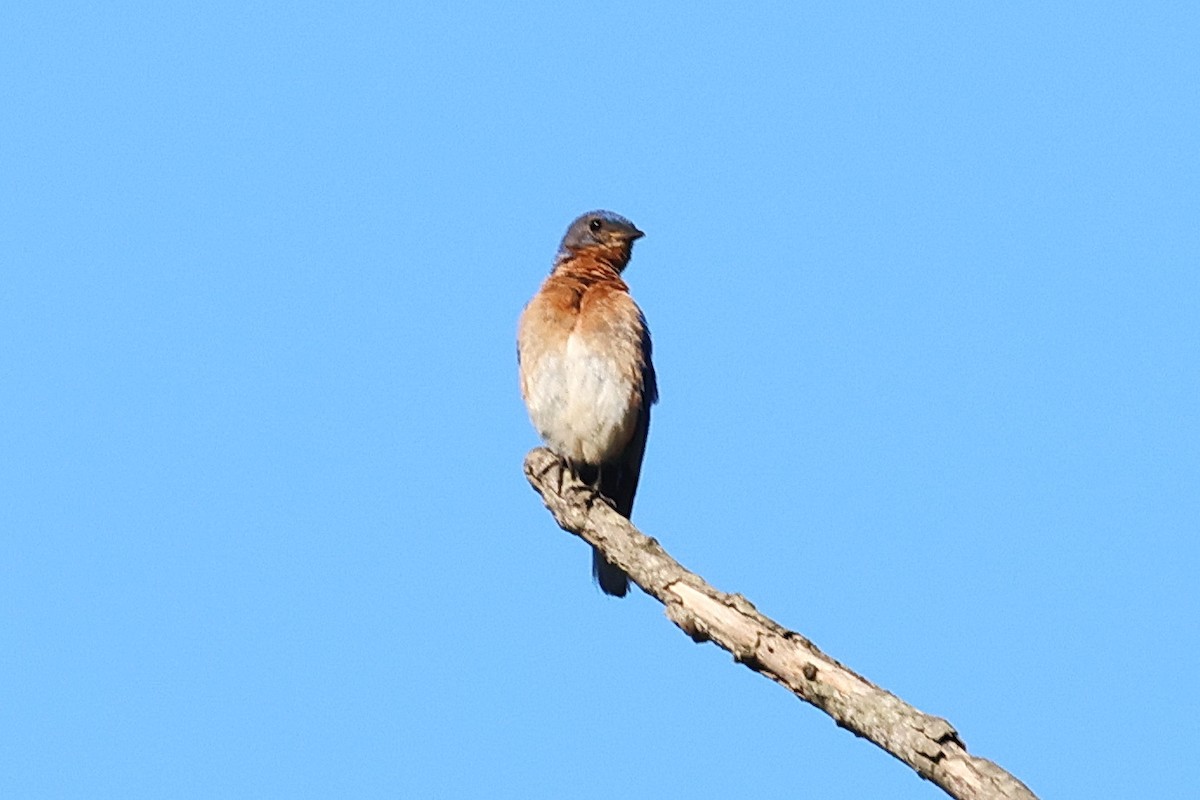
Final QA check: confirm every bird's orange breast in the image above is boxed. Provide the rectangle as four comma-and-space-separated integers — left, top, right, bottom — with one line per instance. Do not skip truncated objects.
518, 270, 649, 465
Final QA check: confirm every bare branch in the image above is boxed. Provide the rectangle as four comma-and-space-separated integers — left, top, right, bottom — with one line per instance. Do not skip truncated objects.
524, 447, 1038, 800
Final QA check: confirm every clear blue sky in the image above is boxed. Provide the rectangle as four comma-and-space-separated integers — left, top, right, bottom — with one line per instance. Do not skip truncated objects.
3, 3, 1197, 798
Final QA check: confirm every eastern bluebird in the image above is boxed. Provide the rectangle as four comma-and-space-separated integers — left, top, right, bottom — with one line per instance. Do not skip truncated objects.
518, 210, 658, 597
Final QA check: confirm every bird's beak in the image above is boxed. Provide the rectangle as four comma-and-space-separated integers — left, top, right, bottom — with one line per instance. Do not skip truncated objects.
628, 227, 645, 241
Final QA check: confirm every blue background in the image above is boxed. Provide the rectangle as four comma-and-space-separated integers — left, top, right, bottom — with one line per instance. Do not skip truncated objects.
3, 3, 1197, 798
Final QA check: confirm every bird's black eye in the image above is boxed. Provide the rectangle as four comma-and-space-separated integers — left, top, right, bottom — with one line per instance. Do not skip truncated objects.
588, 218, 603, 233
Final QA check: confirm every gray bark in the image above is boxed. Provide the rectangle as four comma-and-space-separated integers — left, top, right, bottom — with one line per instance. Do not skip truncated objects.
524, 447, 1038, 800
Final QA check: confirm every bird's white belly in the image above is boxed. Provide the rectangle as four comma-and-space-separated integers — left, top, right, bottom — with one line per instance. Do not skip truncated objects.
525, 331, 637, 465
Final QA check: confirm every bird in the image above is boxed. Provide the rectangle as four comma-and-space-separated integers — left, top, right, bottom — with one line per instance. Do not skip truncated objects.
517, 210, 657, 597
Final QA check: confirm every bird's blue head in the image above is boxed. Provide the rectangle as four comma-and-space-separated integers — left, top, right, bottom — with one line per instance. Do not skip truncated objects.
556, 210, 644, 267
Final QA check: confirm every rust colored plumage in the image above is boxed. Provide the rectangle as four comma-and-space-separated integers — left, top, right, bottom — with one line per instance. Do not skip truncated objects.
518, 211, 657, 597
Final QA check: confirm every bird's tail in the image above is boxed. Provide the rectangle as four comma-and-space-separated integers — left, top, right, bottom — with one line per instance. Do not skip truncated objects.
592, 547, 629, 597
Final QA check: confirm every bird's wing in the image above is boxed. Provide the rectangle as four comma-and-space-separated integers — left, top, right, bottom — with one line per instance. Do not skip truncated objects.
602, 317, 655, 518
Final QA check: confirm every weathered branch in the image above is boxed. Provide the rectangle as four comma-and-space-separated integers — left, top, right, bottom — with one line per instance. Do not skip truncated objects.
524, 447, 1038, 800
